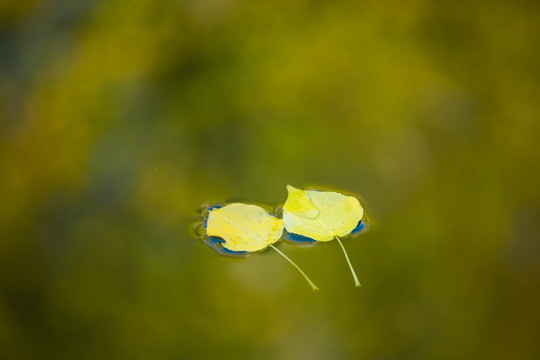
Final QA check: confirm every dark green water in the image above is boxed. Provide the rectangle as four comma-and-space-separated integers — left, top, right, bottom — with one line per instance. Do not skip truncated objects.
1, 1, 540, 359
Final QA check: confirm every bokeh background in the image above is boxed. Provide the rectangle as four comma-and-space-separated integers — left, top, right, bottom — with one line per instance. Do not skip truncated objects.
1, 0, 540, 359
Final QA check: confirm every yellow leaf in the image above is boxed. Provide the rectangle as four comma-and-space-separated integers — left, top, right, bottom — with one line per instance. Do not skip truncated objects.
282, 185, 365, 287
204, 203, 319, 291
206, 203, 284, 252
283, 185, 364, 241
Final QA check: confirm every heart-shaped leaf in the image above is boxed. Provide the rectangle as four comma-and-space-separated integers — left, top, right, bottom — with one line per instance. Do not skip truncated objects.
282, 185, 366, 287
201, 203, 318, 290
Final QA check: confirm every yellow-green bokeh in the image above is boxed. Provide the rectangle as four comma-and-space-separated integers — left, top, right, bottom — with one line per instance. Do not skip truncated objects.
1, 0, 540, 359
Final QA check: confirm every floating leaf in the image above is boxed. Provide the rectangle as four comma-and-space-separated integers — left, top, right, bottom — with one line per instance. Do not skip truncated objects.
282, 185, 365, 287
201, 203, 318, 291
206, 203, 283, 252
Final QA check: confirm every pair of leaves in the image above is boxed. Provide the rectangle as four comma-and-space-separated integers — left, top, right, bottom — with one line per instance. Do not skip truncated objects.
200, 185, 368, 290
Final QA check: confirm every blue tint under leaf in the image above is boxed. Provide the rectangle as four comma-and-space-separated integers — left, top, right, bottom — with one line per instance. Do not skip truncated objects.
282, 231, 318, 244
285, 219, 367, 244
351, 220, 366, 235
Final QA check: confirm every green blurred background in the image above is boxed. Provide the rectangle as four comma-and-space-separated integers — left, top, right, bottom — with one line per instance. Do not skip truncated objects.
1, 0, 540, 359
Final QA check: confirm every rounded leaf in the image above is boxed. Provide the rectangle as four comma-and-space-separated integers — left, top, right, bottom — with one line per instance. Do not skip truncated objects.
283, 185, 363, 242
206, 203, 284, 252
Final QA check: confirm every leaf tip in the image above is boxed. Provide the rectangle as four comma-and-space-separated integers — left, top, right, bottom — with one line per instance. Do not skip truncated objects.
286, 184, 298, 193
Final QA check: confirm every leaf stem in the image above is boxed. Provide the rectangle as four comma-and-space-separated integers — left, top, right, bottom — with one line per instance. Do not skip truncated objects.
269, 244, 319, 291
334, 236, 361, 287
